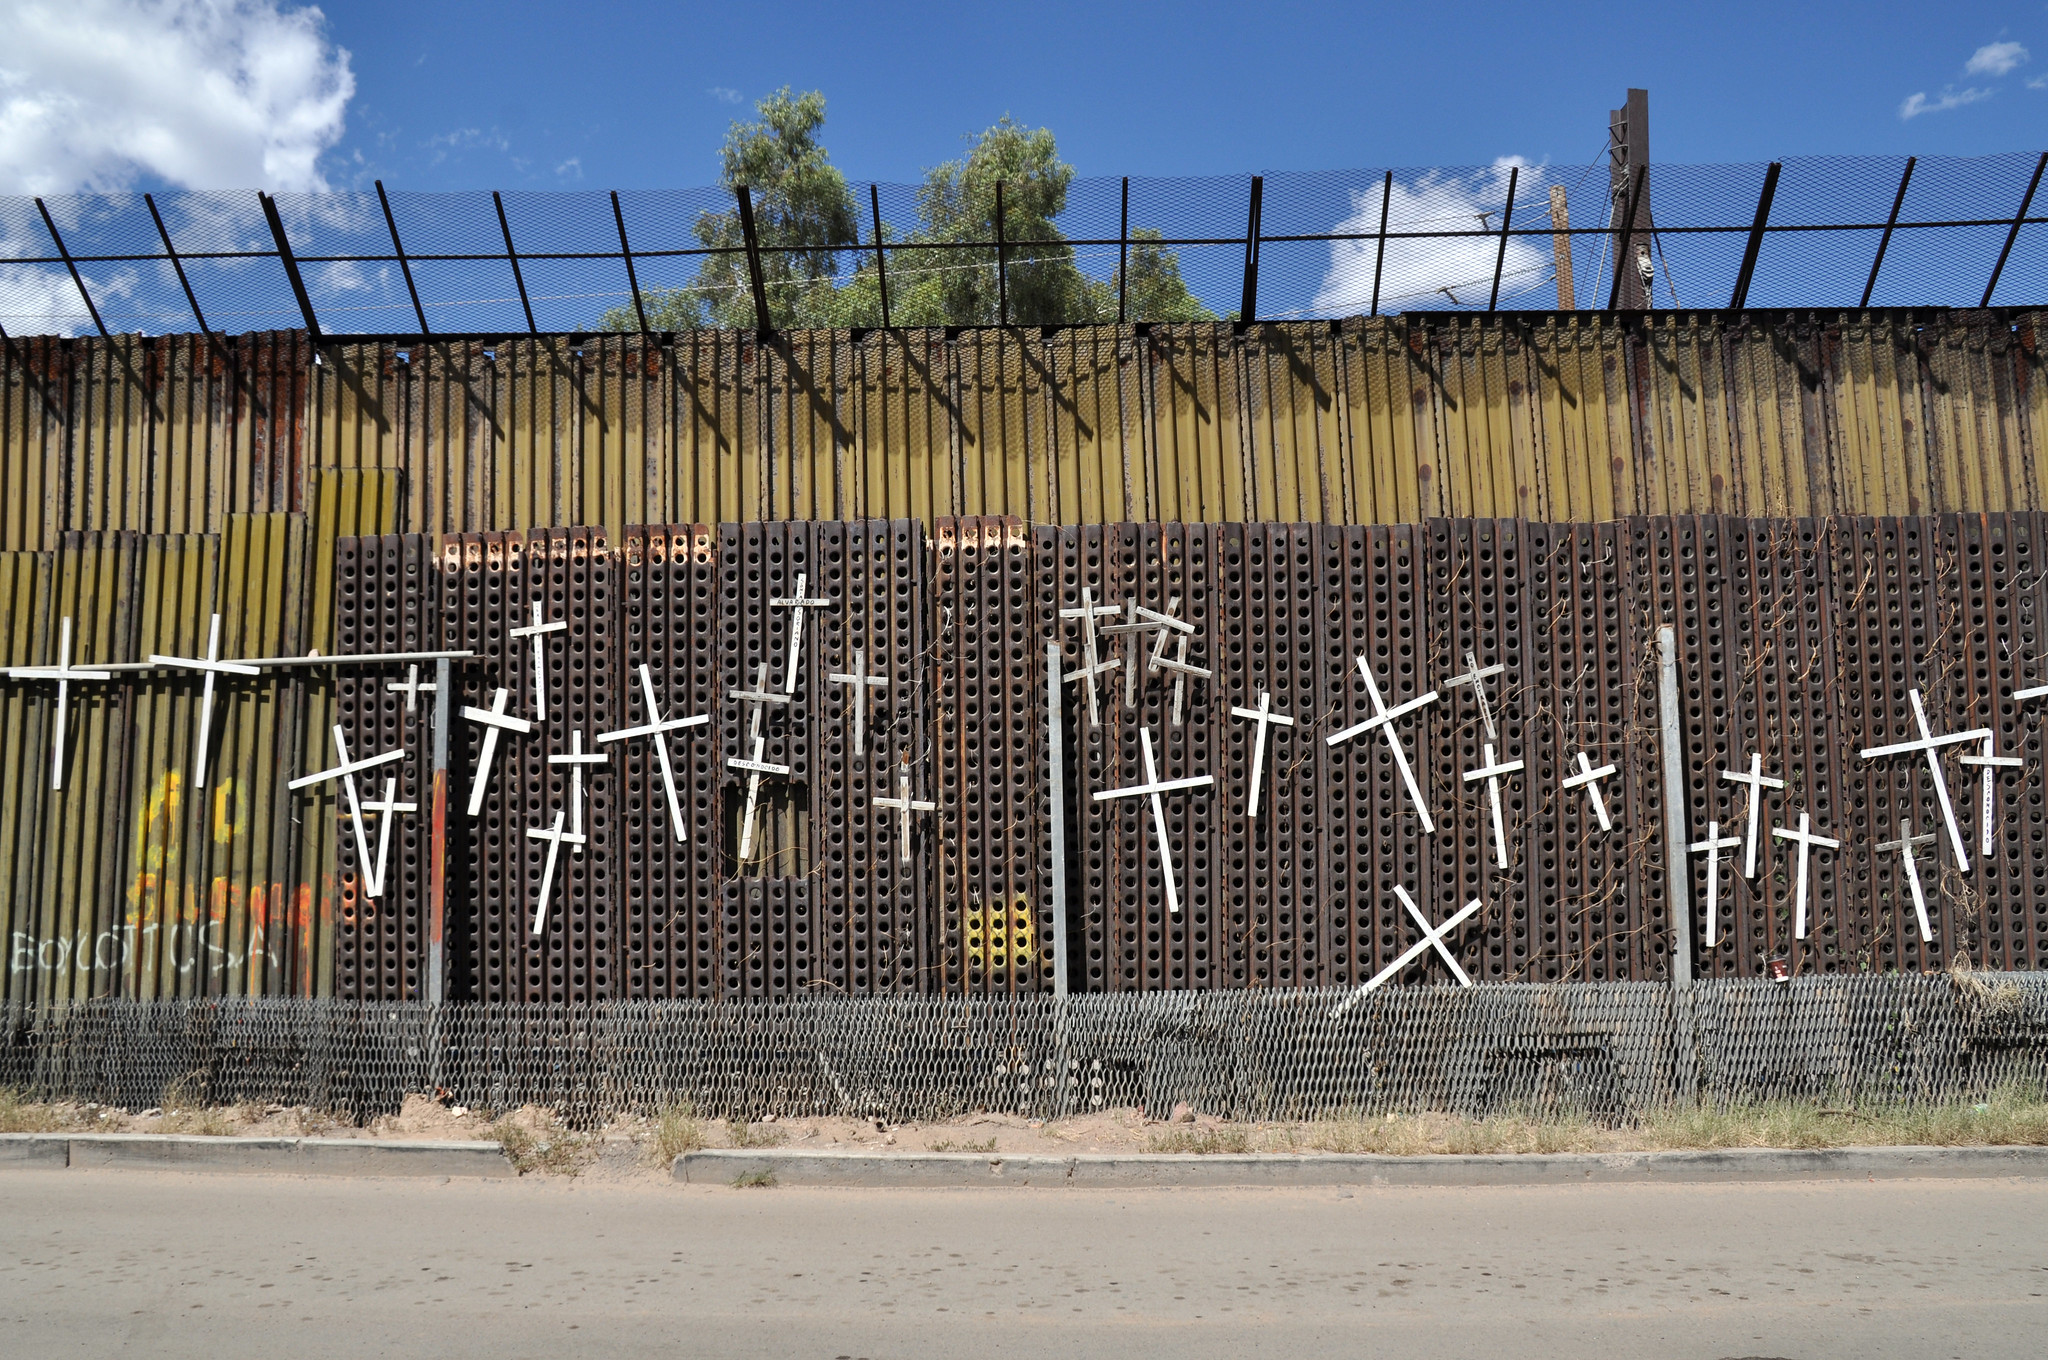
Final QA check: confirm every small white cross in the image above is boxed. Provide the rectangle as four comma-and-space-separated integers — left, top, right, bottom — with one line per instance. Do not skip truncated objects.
596, 662, 709, 845
873, 760, 938, 864
1229, 691, 1296, 819
361, 778, 417, 901
507, 602, 567, 722
4, 616, 112, 791
728, 661, 794, 865
1561, 751, 1618, 832
770, 571, 834, 695
1858, 689, 1990, 870
1091, 726, 1214, 916
287, 725, 404, 901
1326, 655, 1440, 833
1877, 817, 1939, 944
1958, 734, 2025, 860
385, 663, 437, 714
1442, 649, 1507, 741
1461, 741, 1525, 870
1771, 811, 1842, 940
1719, 752, 1786, 879
1103, 596, 1191, 711
1331, 894, 1484, 1016
461, 687, 535, 817
148, 612, 263, 789
524, 809, 585, 936
1060, 587, 1122, 725
549, 729, 608, 857
1687, 821, 1743, 949
827, 647, 891, 756
1149, 630, 1213, 728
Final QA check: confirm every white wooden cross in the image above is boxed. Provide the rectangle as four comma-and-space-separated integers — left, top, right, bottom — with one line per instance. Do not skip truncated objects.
1461, 741, 1525, 870
771, 571, 834, 694
524, 809, 585, 936
1229, 691, 1296, 819
1858, 689, 1989, 870
596, 662, 709, 845
508, 601, 567, 721
1442, 649, 1506, 740
1059, 587, 1121, 724
1771, 811, 1841, 940
4, 616, 112, 790
461, 686, 535, 817
827, 647, 890, 756
1687, 821, 1743, 949
873, 759, 938, 864
1103, 596, 1191, 711
548, 730, 607, 857
1958, 734, 2025, 859
1331, 894, 1484, 1016
1150, 629, 1213, 728
728, 661, 794, 865
361, 778, 416, 901
1091, 726, 1214, 916
1393, 883, 1472, 985
1719, 752, 1785, 879
148, 612, 262, 789
1326, 655, 1440, 833
385, 663, 436, 714
1877, 817, 1939, 944
1561, 751, 1618, 831
286, 724, 403, 901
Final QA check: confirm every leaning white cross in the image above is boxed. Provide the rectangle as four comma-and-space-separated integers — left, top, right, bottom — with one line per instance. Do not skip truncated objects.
1442, 650, 1506, 740
148, 612, 263, 789
1858, 689, 1989, 870
1687, 821, 1743, 949
1325, 655, 1439, 833
1103, 596, 1191, 711
4, 616, 112, 791
596, 663, 709, 845
508, 602, 567, 721
386, 663, 437, 714
1877, 817, 1939, 944
1393, 883, 1472, 986
461, 687, 535, 817
1331, 894, 1485, 1016
1958, 734, 2024, 860
361, 779, 417, 901
1149, 629, 1213, 728
1092, 727, 1214, 917
1229, 691, 1296, 819
728, 661, 794, 865
1719, 752, 1785, 879
1771, 811, 1842, 940
771, 571, 834, 695
287, 725, 404, 900
524, 810, 584, 936
827, 647, 890, 756
873, 760, 938, 864
1059, 587, 1121, 725
1561, 751, 1618, 831
548, 730, 607, 857
1462, 742, 1525, 870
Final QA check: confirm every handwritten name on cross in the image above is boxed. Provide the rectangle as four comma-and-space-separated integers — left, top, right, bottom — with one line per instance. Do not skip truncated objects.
148, 611, 262, 789
287, 725, 404, 901
1958, 735, 2024, 859
771, 572, 833, 694
1229, 691, 1296, 819
596, 663, 709, 845
828, 647, 890, 756
1857, 689, 1988, 870
461, 687, 535, 817
508, 602, 567, 722
1719, 752, 1785, 878
4, 616, 112, 790
1331, 895, 1484, 1016
1561, 751, 1618, 832
1442, 650, 1506, 740
1325, 655, 1439, 833
1091, 727, 1214, 916
1877, 818, 1939, 944
1772, 811, 1842, 940
1687, 821, 1742, 949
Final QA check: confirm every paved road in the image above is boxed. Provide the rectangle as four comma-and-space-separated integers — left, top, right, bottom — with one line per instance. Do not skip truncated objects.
3, 1169, 2045, 1358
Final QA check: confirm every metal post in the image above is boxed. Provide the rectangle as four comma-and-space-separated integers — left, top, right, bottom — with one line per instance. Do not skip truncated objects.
995, 180, 1007, 325
1117, 177, 1130, 325
259, 191, 322, 342
1605, 166, 1646, 310
1981, 150, 2047, 308
734, 185, 771, 334
1369, 170, 1392, 317
34, 199, 109, 339
428, 656, 451, 1004
869, 183, 891, 329
143, 192, 214, 337
1047, 641, 1068, 1001
1548, 185, 1576, 310
611, 191, 650, 336
1239, 175, 1263, 324
1657, 624, 1693, 989
1487, 165, 1519, 312
1728, 162, 1782, 310
1861, 157, 1916, 309
494, 191, 537, 335
375, 180, 429, 335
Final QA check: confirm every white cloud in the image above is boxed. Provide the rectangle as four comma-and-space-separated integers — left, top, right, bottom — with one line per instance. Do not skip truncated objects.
1966, 41, 2029, 77
424, 126, 509, 165
2031, 73, 2048, 90
554, 156, 583, 180
1311, 161, 1551, 315
707, 86, 742, 104
0, 0, 354, 195
1899, 86, 1993, 119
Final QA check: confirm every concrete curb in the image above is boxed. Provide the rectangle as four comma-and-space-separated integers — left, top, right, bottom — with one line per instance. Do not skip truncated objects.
674, 1144, 2048, 1188
0, 1133, 514, 1178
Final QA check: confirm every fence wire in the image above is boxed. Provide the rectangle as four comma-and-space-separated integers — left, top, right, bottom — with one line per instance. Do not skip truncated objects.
5, 974, 2045, 1128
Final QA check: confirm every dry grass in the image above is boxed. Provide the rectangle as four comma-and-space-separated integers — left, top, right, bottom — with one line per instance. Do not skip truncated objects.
926, 1136, 999, 1153
0, 1087, 71, 1133
725, 1119, 788, 1149
490, 1111, 593, 1176
731, 1168, 777, 1188
1145, 1125, 1253, 1155
648, 1104, 707, 1165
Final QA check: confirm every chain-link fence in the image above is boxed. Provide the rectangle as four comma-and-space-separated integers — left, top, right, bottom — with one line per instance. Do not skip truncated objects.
5, 974, 2045, 1127
2, 153, 2043, 340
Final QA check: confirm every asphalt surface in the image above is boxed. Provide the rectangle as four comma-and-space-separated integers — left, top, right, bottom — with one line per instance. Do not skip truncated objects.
3, 1169, 2045, 1358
